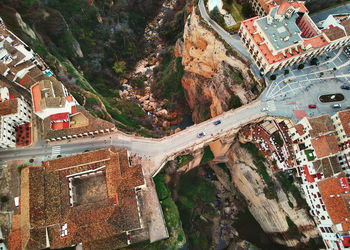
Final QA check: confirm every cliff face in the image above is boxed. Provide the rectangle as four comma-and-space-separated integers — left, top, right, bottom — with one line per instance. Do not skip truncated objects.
227, 142, 320, 247
175, 12, 259, 123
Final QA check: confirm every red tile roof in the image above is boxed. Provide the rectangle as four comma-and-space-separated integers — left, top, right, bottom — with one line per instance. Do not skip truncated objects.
295, 124, 305, 136
51, 121, 70, 130
338, 110, 350, 138
65, 95, 73, 103
71, 105, 77, 114
311, 133, 339, 158
31, 83, 41, 112
50, 112, 69, 122
303, 165, 315, 183
0, 98, 18, 116
318, 173, 350, 231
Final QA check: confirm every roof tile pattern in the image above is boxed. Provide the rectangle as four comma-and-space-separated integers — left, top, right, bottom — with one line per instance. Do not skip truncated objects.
14, 146, 145, 250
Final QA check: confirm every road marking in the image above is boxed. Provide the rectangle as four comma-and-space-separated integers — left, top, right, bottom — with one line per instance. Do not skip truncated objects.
52, 146, 61, 158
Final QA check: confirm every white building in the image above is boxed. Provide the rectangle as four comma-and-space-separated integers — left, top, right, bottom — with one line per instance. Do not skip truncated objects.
31, 79, 77, 120
0, 95, 31, 148
239, 1, 350, 74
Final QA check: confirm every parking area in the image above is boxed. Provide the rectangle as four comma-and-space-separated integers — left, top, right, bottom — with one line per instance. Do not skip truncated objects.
260, 47, 350, 121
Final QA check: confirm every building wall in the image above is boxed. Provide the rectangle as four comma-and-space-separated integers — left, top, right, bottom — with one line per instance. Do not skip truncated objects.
0, 98, 31, 148
239, 17, 350, 74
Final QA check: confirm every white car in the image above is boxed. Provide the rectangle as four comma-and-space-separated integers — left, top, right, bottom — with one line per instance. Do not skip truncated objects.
261, 107, 269, 112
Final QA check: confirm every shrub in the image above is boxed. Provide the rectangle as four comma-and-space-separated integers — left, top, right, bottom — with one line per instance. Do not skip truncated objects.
284, 69, 289, 75
333, 67, 337, 71
270, 74, 277, 80
17, 164, 28, 173
228, 94, 242, 109
298, 64, 304, 70
1, 196, 9, 203
274, 132, 284, 147
242, 2, 255, 19
201, 146, 214, 163
29, 159, 34, 163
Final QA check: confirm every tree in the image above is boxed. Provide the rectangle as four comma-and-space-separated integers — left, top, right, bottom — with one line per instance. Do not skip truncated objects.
112, 60, 127, 77
298, 64, 304, 70
1, 196, 9, 203
284, 69, 289, 75
270, 74, 277, 80
209, 7, 225, 27
242, 2, 254, 18
228, 94, 242, 109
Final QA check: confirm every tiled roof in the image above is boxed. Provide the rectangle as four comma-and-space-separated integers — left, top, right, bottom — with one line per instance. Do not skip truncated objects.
43, 106, 115, 139
338, 110, 350, 137
295, 124, 305, 136
311, 133, 339, 159
0, 61, 9, 74
0, 98, 18, 116
324, 26, 346, 41
308, 115, 334, 138
18, 146, 145, 249
318, 173, 350, 231
313, 156, 341, 178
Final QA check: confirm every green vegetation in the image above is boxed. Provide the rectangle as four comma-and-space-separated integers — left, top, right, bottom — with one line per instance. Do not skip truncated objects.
201, 146, 215, 163
17, 164, 28, 174
270, 74, 277, 80
286, 215, 300, 239
241, 2, 255, 19
176, 154, 194, 168
153, 172, 186, 249
209, 7, 225, 27
240, 142, 278, 200
176, 168, 217, 249
298, 64, 305, 70
274, 132, 284, 147
28, 159, 34, 163
277, 172, 308, 209
305, 149, 315, 161
284, 69, 290, 75
217, 163, 232, 181
228, 94, 242, 109
152, 52, 185, 106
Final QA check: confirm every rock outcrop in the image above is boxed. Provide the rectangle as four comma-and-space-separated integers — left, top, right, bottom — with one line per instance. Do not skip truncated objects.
176, 11, 259, 123
227, 142, 320, 247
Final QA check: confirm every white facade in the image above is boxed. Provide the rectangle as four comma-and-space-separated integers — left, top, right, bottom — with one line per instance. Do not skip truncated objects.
0, 98, 31, 148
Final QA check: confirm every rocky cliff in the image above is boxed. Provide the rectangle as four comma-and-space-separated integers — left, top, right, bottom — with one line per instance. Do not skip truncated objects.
227, 142, 320, 247
175, 11, 261, 123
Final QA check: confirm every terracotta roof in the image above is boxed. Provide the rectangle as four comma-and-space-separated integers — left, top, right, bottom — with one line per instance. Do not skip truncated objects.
338, 110, 350, 137
324, 26, 346, 41
311, 133, 339, 158
342, 19, 350, 35
0, 98, 18, 116
43, 107, 115, 139
0, 61, 9, 74
17, 146, 145, 249
313, 156, 341, 178
295, 124, 305, 136
308, 115, 334, 138
318, 173, 350, 231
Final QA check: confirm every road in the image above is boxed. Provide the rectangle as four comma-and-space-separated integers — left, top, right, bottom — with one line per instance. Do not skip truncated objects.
0, 100, 267, 174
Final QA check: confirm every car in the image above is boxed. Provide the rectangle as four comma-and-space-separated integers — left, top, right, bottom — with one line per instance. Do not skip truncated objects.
213, 120, 221, 125
198, 132, 206, 138
333, 103, 341, 108
341, 85, 350, 90
308, 104, 317, 109
261, 107, 269, 112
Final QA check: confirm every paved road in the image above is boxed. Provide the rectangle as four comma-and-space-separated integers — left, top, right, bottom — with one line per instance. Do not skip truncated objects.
262, 47, 350, 121
0, 101, 267, 174
311, 3, 350, 24
198, 0, 262, 78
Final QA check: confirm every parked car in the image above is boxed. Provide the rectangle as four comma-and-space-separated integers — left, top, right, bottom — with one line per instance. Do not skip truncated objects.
198, 132, 206, 138
213, 120, 221, 125
333, 103, 341, 108
341, 85, 350, 90
308, 104, 317, 109
261, 107, 269, 112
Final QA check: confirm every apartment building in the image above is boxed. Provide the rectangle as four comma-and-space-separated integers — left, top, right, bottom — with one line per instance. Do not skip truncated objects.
0, 88, 31, 148
239, 1, 350, 74
287, 111, 350, 249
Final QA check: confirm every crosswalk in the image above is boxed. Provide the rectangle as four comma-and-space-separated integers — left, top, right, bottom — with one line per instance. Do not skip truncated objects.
52, 146, 61, 158
267, 100, 276, 111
